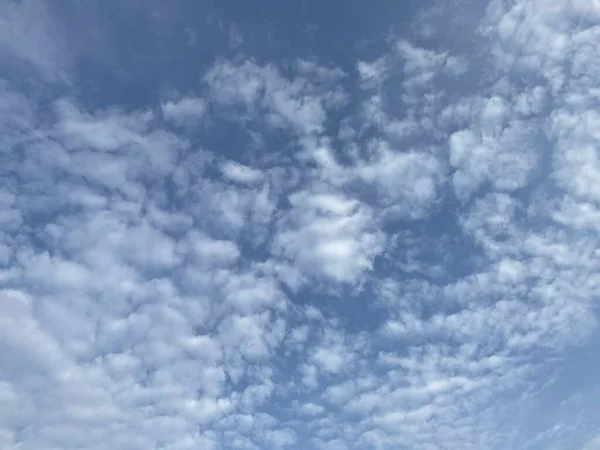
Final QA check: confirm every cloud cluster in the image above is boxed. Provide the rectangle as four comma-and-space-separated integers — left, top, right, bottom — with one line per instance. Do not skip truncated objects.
1, 0, 600, 449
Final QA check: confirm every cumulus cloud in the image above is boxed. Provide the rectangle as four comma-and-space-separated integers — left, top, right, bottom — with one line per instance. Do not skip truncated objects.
161, 97, 208, 126
204, 58, 344, 135
220, 160, 264, 185
271, 188, 384, 284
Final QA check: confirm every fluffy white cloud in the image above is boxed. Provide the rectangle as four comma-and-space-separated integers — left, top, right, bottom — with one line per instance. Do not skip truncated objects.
220, 160, 264, 185
204, 59, 337, 135
271, 187, 384, 284
161, 97, 208, 126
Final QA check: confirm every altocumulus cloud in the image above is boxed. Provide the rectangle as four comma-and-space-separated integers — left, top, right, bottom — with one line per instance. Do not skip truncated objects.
1, 0, 600, 449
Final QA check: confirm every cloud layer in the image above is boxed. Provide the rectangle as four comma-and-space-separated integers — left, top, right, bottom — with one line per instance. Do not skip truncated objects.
1, 0, 600, 449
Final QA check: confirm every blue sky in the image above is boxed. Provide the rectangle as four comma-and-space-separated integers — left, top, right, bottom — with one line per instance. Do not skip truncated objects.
1, 0, 600, 449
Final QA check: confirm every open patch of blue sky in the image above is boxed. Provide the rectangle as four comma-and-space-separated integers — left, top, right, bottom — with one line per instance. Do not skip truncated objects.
2, 0, 600, 449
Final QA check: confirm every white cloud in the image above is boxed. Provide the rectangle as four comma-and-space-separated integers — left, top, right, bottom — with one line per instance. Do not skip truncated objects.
298, 402, 325, 417
263, 428, 298, 447
205, 59, 344, 136
55, 99, 152, 151
355, 141, 444, 218
448, 102, 540, 200
161, 97, 207, 126
310, 328, 357, 375
221, 160, 264, 185
187, 231, 240, 266
271, 187, 384, 284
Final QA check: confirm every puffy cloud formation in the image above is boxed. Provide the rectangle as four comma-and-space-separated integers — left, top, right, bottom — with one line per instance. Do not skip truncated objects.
1, 0, 600, 449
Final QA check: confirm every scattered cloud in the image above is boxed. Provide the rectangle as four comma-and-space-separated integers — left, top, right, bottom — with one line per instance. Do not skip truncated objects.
161, 97, 208, 127
1, 0, 600, 449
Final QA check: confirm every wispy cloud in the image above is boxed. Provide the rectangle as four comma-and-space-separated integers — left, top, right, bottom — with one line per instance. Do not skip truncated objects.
0, 0, 70, 81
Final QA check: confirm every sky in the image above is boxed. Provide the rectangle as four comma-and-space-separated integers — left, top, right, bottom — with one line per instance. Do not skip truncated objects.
1, 0, 600, 449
